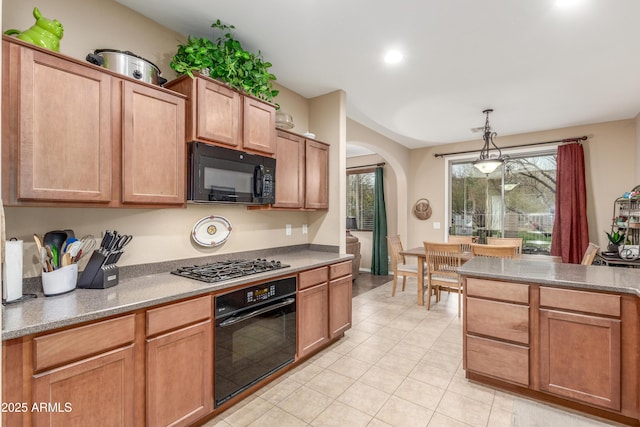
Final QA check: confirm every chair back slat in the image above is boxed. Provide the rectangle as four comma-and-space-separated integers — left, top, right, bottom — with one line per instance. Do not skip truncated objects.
448, 235, 478, 253
486, 237, 523, 254
387, 235, 406, 265
470, 243, 517, 259
581, 242, 599, 265
424, 241, 463, 316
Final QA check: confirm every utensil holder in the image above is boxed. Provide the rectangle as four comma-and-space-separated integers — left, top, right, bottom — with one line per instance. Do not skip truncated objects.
77, 250, 120, 289
42, 263, 78, 296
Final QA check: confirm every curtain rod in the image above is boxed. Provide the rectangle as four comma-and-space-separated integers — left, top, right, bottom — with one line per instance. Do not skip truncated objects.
433, 136, 588, 158
346, 162, 386, 170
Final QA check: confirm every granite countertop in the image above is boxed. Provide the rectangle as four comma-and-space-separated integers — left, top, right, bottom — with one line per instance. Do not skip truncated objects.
459, 257, 640, 296
2, 250, 353, 340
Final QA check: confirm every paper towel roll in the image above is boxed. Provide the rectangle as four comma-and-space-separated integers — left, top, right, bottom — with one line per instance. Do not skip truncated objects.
3, 239, 23, 302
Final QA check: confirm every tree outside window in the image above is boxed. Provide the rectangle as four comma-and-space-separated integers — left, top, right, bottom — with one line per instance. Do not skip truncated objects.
450, 152, 557, 253
347, 170, 375, 231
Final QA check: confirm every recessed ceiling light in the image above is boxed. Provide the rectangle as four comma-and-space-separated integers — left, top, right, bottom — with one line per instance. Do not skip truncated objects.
384, 50, 403, 64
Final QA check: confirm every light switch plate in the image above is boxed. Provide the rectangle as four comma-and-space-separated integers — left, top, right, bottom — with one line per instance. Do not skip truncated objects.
286, 224, 292, 236
302, 224, 308, 235
433, 222, 441, 229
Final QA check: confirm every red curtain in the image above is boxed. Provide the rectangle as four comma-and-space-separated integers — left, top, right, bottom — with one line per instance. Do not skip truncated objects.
551, 143, 589, 263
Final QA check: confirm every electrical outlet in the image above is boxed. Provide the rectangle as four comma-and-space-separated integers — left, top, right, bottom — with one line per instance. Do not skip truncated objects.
302, 224, 308, 235
285, 224, 292, 236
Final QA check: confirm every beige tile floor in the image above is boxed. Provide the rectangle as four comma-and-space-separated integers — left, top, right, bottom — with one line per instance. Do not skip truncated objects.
203, 279, 625, 427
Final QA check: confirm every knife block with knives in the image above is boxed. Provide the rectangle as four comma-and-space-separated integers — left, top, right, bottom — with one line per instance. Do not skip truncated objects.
77, 230, 131, 289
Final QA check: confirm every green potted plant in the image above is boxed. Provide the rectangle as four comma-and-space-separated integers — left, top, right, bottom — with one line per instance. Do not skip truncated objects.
605, 229, 625, 252
170, 20, 279, 105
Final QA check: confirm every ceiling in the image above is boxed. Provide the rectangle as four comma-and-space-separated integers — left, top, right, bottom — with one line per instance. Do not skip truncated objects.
117, 0, 640, 151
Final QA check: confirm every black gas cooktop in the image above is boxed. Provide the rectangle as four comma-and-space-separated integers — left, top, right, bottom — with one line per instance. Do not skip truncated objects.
171, 258, 290, 283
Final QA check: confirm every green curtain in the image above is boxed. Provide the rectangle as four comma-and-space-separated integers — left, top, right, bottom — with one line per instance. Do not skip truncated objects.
371, 167, 388, 275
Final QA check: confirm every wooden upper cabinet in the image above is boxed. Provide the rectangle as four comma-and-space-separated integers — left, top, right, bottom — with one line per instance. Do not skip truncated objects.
243, 96, 276, 154
273, 131, 305, 208
165, 74, 276, 155
2, 37, 188, 208
121, 81, 186, 205
2, 39, 112, 204
195, 77, 242, 148
305, 139, 329, 209
256, 131, 330, 211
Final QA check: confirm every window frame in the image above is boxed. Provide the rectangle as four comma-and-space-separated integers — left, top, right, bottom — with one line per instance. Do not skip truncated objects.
346, 167, 377, 232
444, 145, 559, 241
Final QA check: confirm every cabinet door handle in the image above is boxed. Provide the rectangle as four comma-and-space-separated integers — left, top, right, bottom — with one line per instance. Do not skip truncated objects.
218, 297, 295, 328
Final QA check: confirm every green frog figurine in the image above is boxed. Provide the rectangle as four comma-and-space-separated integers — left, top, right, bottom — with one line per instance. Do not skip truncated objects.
4, 7, 64, 52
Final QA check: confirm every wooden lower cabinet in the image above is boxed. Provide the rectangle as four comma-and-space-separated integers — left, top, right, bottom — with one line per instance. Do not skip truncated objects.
539, 286, 622, 411
146, 296, 213, 427
3, 263, 355, 426
329, 262, 353, 339
463, 278, 640, 424
466, 335, 529, 386
464, 278, 530, 386
297, 283, 329, 358
32, 345, 136, 427
146, 321, 213, 427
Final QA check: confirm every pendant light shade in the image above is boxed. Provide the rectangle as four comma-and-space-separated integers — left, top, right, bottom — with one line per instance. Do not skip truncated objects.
473, 109, 504, 174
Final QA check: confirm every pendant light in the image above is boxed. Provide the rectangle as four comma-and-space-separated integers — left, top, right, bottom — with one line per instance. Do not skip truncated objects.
473, 109, 504, 174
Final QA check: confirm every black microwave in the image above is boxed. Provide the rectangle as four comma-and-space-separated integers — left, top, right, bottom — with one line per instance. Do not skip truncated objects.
188, 142, 276, 205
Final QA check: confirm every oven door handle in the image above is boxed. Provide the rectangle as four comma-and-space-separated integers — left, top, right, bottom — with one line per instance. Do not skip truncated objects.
218, 297, 296, 328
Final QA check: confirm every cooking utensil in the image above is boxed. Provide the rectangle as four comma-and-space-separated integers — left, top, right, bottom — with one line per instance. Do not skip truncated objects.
33, 233, 43, 253
40, 246, 54, 272
66, 241, 82, 261
51, 245, 59, 269
61, 237, 77, 254
79, 235, 97, 253
43, 230, 67, 269
86, 49, 167, 86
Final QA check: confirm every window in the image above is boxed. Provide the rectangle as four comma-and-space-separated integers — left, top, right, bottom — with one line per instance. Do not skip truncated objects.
347, 169, 375, 231
449, 150, 557, 254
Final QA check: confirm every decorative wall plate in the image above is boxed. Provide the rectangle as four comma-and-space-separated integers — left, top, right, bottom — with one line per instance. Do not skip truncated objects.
413, 198, 432, 220
192, 215, 232, 247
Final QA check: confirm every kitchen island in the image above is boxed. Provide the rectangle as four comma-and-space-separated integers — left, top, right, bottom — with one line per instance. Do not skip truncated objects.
459, 257, 640, 426
2, 249, 353, 427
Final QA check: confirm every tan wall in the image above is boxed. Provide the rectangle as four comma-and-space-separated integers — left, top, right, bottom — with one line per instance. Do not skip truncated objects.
346, 120, 411, 272
3, 0, 186, 80
346, 153, 398, 271
308, 90, 346, 250
1, 0, 343, 279
273, 83, 309, 135
407, 119, 638, 251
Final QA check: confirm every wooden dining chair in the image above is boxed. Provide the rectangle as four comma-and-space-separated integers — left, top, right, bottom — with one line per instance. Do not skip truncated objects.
448, 235, 478, 253
486, 237, 523, 255
424, 242, 462, 316
470, 243, 517, 259
581, 242, 599, 265
387, 235, 420, 296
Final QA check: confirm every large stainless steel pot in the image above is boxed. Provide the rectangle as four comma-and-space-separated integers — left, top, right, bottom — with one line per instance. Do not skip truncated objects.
86, 49, 167, 86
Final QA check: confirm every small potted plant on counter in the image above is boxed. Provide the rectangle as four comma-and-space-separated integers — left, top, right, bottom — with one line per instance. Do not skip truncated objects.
605, 229, 625, 253
170, 19, 279, 104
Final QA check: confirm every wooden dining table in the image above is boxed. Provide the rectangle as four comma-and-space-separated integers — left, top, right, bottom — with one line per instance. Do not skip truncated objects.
399, 246, 562, 306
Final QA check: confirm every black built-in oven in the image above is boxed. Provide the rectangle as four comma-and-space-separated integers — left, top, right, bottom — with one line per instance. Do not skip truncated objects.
214, 276, 296, 407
